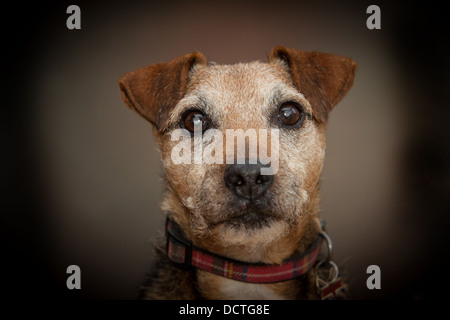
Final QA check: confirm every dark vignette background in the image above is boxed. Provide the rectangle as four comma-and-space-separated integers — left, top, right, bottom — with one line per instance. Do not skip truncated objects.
2, 0, 449, 300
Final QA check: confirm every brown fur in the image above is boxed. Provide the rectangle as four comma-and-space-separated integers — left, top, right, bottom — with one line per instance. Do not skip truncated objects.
119, 52, 207, 129
270, 46, 356, 123
119, 46, 356, 299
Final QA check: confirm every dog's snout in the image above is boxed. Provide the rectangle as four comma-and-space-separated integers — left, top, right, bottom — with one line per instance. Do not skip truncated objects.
224, 163, 274, 201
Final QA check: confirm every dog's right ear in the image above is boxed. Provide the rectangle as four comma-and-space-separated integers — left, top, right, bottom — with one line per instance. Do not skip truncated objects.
119, 52, 207, 130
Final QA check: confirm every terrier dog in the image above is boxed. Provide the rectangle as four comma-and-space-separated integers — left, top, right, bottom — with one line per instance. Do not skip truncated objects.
119, 46, 356, 299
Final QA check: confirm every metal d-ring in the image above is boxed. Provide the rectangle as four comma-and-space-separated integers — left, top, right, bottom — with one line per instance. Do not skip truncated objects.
319, 229, 333, 262
315, 260, 340, 284
315, 220, 341, 294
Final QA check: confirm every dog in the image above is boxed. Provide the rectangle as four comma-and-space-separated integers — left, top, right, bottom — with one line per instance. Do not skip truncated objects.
119, 46, 356, 299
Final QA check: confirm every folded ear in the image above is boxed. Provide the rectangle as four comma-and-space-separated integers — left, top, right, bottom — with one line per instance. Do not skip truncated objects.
270, 46, 356, 123
119, 52, 207, 130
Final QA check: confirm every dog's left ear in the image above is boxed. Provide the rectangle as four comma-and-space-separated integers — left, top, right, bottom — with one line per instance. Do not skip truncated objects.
270, 46, 356, 123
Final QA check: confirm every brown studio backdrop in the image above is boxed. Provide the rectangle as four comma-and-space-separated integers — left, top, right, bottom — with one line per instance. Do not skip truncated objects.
6, 0, 449, 299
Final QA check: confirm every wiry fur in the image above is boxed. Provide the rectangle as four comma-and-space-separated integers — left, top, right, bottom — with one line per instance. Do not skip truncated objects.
120, 47, 356, 300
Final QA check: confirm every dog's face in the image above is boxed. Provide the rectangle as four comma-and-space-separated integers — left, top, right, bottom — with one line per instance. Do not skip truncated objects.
157, 62, 326, 250
120, 47, 356, 262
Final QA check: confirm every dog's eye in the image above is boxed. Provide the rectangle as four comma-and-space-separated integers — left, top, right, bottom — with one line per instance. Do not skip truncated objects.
182, 110, 209, 133
278, 103, 304, 127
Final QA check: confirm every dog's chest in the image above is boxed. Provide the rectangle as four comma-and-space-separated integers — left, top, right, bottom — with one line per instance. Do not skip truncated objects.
220, 279, 285, 300
197, 271, 286, 300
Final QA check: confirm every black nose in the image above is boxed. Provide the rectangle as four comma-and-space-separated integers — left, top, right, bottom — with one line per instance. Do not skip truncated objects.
224, 163, 274, 201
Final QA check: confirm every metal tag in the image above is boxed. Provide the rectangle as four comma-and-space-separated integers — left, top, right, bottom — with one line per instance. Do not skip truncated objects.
318, 277, 347, 300
315, 260, 348, 300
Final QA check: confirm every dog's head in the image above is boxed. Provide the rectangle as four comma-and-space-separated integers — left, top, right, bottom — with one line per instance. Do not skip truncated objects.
119, 47, 356, 262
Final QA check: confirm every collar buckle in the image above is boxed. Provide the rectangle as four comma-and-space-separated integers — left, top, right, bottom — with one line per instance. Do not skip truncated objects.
166, 218, 192, 269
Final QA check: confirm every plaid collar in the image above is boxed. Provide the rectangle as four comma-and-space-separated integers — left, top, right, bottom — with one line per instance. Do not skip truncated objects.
166, 218, 324, 284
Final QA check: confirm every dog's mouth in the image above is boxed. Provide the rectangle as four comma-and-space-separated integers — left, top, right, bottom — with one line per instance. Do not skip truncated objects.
215, 197, 278, 229
201, 181, 281, 230
226, 211, 275, 229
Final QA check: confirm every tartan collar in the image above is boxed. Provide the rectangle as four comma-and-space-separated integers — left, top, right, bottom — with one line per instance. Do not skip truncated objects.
165, 217, 324, 284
